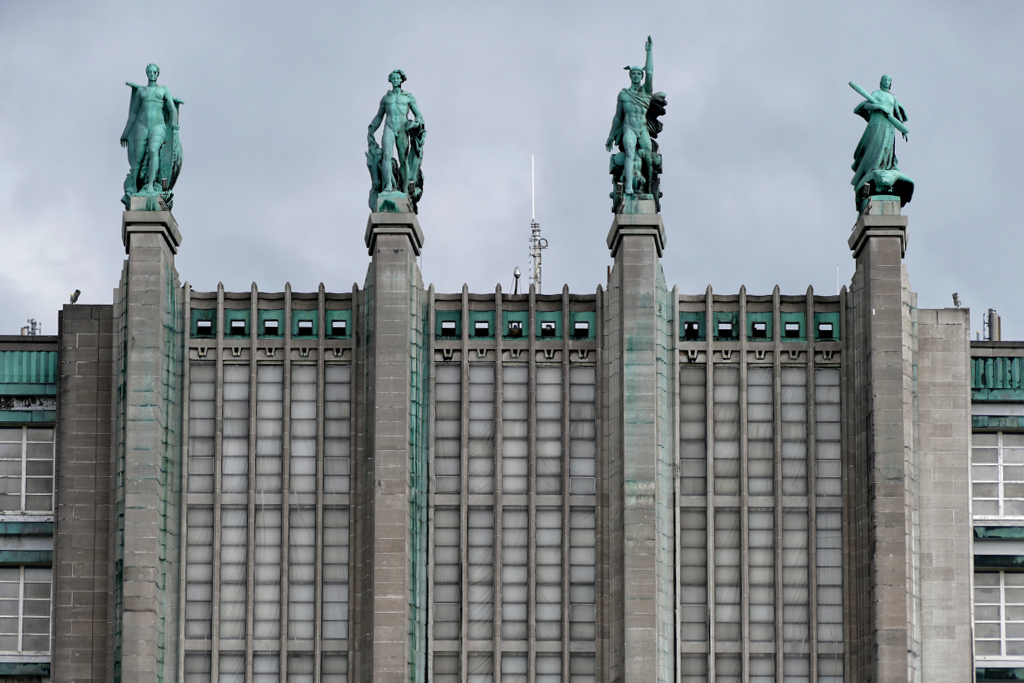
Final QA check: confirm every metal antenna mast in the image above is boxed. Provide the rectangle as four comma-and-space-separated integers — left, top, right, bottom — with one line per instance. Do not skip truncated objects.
529, 155, 548, 293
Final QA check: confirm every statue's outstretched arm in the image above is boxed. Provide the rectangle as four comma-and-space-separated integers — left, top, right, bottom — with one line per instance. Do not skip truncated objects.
121, 88, 140, 144
409, 96, 424, 125
368, 100, 386, 145
644, 36, 654, 95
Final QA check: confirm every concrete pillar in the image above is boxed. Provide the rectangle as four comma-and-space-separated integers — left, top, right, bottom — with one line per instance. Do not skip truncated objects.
360, 211, 428, 683
847, 199, 917, 683
604, 207, 674, 683
113, 204, 184, 683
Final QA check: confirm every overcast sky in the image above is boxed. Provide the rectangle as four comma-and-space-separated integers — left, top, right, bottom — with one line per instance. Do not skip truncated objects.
1, 1, 1022, 339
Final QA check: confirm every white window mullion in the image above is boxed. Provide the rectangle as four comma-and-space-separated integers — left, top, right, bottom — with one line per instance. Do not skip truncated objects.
18, 567, 24, 653
20, 428, 27, 512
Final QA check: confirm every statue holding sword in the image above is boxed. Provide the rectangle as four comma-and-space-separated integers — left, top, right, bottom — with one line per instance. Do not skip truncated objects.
849, 74, 913, 212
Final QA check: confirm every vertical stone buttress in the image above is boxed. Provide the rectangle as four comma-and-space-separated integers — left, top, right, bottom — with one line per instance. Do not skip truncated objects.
604, 211, 675, 683
358, 212, 428, 683
111, 207, 184, 683
55, 304, 115, 683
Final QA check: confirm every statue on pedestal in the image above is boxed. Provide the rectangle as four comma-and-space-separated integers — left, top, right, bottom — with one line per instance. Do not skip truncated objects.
850, 75, 913, 212
605, 37, 667, 213
120, 63, 183, 209
367, 70, 426, 213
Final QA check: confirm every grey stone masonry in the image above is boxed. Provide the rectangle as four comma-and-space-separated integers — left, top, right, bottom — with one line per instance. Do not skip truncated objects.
54, 304, 115, 683
114, 208, 184, 683
604, 208, 674, 683
361, 214, 426, 683
915, 308, 974, 680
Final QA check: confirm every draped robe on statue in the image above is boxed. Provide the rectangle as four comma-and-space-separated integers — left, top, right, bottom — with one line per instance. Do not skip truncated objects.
851, 89, 914, 209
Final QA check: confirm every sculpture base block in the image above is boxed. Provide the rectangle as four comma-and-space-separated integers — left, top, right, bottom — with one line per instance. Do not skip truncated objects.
614, 196, 657, 215
606, 212, 666, 258
365, 211, 424, 256
376, 192, 414, 214
848, 199, 908, 258
121, 208, 181, 254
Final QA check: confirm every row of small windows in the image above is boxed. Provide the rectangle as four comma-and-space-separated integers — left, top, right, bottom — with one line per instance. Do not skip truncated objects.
435, 312, 596, 341
680, 311, 840, 342
191, 310, 351, 339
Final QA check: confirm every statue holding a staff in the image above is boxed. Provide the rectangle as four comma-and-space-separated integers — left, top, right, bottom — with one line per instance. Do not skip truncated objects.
849, 75, 913, 212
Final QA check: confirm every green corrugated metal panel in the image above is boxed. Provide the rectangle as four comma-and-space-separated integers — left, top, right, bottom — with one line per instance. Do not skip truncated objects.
976, 526, 1024, 540
0, 521, 52, 535
0, 662, 50, 677
974, 416, 1024, 430
974, 357, 1024, 397
0, 351, 57, 386
0, 550, 52, 564
0, 383, 56, 396
0, 411, 56, 424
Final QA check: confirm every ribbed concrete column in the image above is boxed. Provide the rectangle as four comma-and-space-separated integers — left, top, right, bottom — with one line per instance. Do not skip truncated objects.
114, 204, 184, 683
847, 199, 917, 683
361, 212, 427, 683
604, 209, 674, 683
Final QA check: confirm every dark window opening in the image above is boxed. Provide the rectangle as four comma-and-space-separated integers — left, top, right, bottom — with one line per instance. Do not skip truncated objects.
784, 322, 801, 338
683, 321, 700, 340
817, 322, 834, 339
717, 321, 735, 339
752, 321, 768, 339
296, 320, 315, 336
331, 320, 347, 336
540, 321, 557, 338
507, 320, 523, 337
229, 319, 247, 336
474, 321, 490, 337
263, 319, 280, 335
573, 321, 590, 339
195, 319, 213, 336
440, 320, 457, 337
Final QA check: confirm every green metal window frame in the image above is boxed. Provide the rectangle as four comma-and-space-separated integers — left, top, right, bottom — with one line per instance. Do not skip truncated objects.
814, 312, 840, 342
292, 310, 318, 338
257, 310, 285, 339
224, 309, 250, 338
713, 311, 739, 341
535, 311, 561, 340
469, 311, 495, 339
190, 309, 216, 338
503, 311, 528, 340
436, 311, 461, 339
569, 311, 597, 340
780, 311, 806, 342
680, 311, 705, 341
326, 310, 352, 338
746, 312, 772, 342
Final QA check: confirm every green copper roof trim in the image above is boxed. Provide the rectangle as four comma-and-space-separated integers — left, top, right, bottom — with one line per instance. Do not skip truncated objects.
468, 310, 495, 339
435, 310, 461, 339
0, 351, 57, 386
780, 311, 807, 343
974, 416, 1024, 430
0, 382, 57, 396
977, 668, 1024, 681
0, 550, 52, 565
257, 309, 284, 339
0, 521, 53, 535
975, 389, 1024, 403
223, 309, 250, 338
0, 663, 50, 677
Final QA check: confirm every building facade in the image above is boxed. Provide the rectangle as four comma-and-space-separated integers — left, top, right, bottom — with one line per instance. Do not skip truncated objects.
0, 189, 1004, 683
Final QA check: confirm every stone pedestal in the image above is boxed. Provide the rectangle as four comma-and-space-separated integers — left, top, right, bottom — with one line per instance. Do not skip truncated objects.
112, 209, 184, 683
359, 212, 428, 683
603, 212, 673, 683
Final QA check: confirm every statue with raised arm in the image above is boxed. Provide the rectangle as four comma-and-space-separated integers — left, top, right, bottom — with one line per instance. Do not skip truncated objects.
367, 69, 426, 213
850, 75, 913, 213
120, 63, 183, 209
605, 36, 667, 213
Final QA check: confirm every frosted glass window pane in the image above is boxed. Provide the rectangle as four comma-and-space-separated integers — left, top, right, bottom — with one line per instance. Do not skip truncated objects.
716, 654, 740, 683
782, 368, 807, 496
189, 363, 216, 493
435, 653, 460, 683
748, 508, 775, 642
502, 507, 528, 640
536, 367, 562, 495
256, 364, 283, 493
185, 653, 212, 683
748, 367, 774, 497
290, 366, 318, 495
221, 365, 250, 494
714, 509, 740, 641
569, 506, 596, 642
219, 508, 247, 640
467, 507, 494, 639
219, 654, 244, 683
435, 365, 462, 494
713, 367, 739, 495
253, 653, 279, 683
501, 364, 528, 495
288, 507, 315, 639
253, 508, 281, 639
433, 506, 461, 641
469, 364, 495, 494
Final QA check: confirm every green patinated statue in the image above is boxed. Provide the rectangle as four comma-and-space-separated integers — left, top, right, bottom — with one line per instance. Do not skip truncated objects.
605, 36, 667, 212
120, 63, 183, 209
850, 75, 913, 212
367, 70, 426, 213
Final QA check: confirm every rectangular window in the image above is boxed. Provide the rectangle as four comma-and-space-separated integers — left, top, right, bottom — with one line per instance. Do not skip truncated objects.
507, 320, 524, 338
330, 319, 347, 337
747, 367, 774, 497
219, 507, 247, 641
535, 507, 562, 640
474, 321, 491, 337
0, 567, 51, 654
973, 432, 1024, 519
679, 365, 707, 495
501, 507, 527, 640
752, 321, 768, 339
0, 427, 53, 513
748, 508, 775, 642
683, 321, 701, 341
263, 319, 280, 336
185, 506, 214, 640
256, 365, 283, 494
572, 321, 590, 339
569, 367, 596, 495
440, 320, 458, 337
296, 320, 315, 336
433, 507, 461, 641
540, 320, 557, 338
784, 322, 801, 338
188, 363, 215, 493
679, 508, 707, 642
467, 507, 495, 640
253, 507, 281, 640
569, 506, 596, 642
290, 366, 317, 495
434, 365, 462, 494
502, 366, 528, 494
221, 365, 250, 494
468, 365, 495, 495
288, 506, 315, 640
714, 509, 740, 642
975, 570, 1024, 661
536, 367, 562, 494
713, 366, 739, 495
